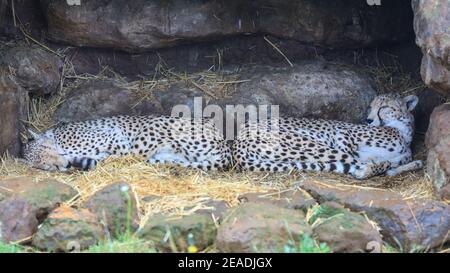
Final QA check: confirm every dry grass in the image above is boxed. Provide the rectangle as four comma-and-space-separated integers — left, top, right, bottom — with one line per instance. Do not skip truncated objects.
0, 150, 436, 229
0, 154, 288, 227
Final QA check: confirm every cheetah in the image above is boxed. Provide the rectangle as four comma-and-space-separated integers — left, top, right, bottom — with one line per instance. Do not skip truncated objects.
21, 115, 232, 172
232, 94, 423, 179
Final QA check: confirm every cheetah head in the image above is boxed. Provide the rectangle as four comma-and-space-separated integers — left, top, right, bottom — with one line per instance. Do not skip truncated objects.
366, 94, 418, 128
21, 129, 71, 172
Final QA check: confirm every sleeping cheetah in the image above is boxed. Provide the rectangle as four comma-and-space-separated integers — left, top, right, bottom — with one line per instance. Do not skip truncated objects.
233, 94, 423, 179
21, 115, 232, 172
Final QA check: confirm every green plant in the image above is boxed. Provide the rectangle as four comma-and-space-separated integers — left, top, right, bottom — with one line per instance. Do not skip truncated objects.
0, 241, 23, 253
283, 233, 331, 253
86, 233, 156, 253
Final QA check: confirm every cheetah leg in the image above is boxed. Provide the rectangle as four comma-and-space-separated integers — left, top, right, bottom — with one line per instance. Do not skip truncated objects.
386, 160, 423, 176
352, 161, 392, 180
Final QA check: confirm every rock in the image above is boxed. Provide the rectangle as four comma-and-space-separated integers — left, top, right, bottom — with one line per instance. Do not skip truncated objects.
53, 79, 162, 123
439, 184, 450, 201
41, 0, 412, 52
309, 202, 382, 253
216, 202, 312, 253
238, 189, 317, 212
153, 82, 205, 116
216, 63, 376, 124
83, 182, 139, 238
426, 104, 450, 148
0, 177, 78, 221
138, 213, 216, 252
1, 45, 63, 96
192, 200, 229, 222
297, 179, 450, 251
427, 138, 450, 199
32, 206, 105, 252
156, 63, 377, 128
0, 198, 39, 243
412, 0, 450, 95
52, 62, 376, 125
426, 104, 450, 198
0, 75, 28, 157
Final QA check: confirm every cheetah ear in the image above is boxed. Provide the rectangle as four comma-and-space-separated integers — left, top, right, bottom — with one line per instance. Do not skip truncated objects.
403, 95, 419, 111
27, 129, 41, 140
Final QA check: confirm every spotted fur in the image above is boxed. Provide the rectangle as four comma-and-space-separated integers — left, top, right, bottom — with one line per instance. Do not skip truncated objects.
233, 94, 423, 179
22, 115, 232, 172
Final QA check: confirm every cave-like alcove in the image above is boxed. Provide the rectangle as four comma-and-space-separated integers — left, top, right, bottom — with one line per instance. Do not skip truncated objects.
0, 0, 449, 254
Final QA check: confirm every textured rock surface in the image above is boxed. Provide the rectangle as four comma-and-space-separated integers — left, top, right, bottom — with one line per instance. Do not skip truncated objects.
32, 206, 105, 252
53, 79, 162, 123
1, 45, 63, 96
138, 213, 216, 252
309, 202, 382, 253
412, 0, 450, 95
0, 75, 28, 157
238, 188, 317, 212
426, 104, 450, 199
216, 202, 312, 253
41, 0, 413, 52
0, 198, 39, 243
54, 62, 376, 126
297, 179, 450, 251
0, 177, 78, 221
218, 63, 376, 124
154, 62, 377, 124
83, 182, 139, 237
191, 200, 229, 223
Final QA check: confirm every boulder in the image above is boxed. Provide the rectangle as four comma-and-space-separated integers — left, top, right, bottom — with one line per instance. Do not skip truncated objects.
83, 182, 139, 237
309, 202, 382, 253
297, 179, 450, 251
154, 62, 377, 129
426, 104, 450, 148
0, 177, 78, 221
32, 206, 105, 252
412, 0, 450, 95
138, 213, 216, 252
216, 63, 377, 128
54, 62, 376, 127
191, 200, 229, 223
426, 104, 450, 199
1, 45, 63, 96
238, 188, 317, 212
41, 0, 413, 52
0, 198, 39, 243
216, 202, 312, 253
53, 79, 162, 123
0, 75, 28, 157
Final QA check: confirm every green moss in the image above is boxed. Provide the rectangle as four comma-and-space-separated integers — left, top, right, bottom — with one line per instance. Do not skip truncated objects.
0, 241, 23, 253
